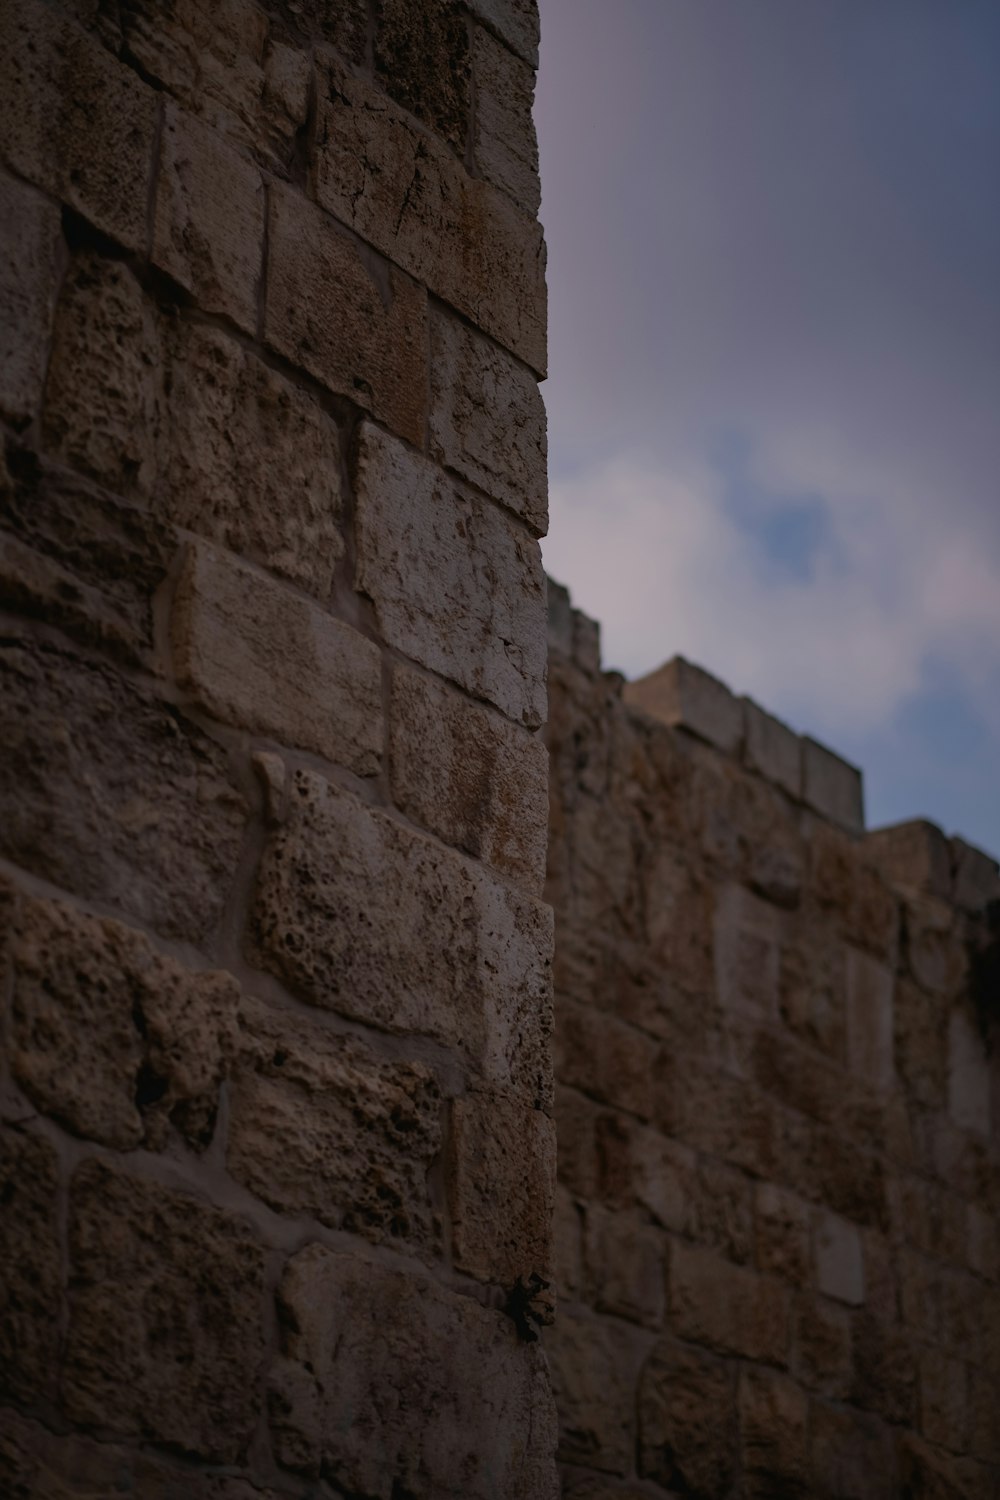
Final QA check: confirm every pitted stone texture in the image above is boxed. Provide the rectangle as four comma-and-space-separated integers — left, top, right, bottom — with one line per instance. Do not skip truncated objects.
390, 664, 548, 893
265, 183, 427, 446
373, 0, 470, 153
0, 173, 60, 428
0, 643, 247, 942
802, 736, 864, 836
669, 1243, 790, 1365
153, 103, 264, 333
430, 309, 547, 533
0, 0, 156, 250
583, 1205, 665, 1327
739, 1366, 810, 1498
0, 1130, 61, 1405
467, 0, 540, 67
355, 424, 546, 727
547, 1306, 642, 1475
638, 1341, 737, 1497
64, 1161, 266, 1461
625, 656, 744, 753
472, 25, 540, 213
228, 995, 441, 1249
251, 769, 553, 1107
313, 53, 546, 372
743, 696, 801, 799
173, 542, 381, 772
265, 0, 368, 59
448, 1091, 554, 1291
269, 1246, 558, 1498
8, 889, 240, 1151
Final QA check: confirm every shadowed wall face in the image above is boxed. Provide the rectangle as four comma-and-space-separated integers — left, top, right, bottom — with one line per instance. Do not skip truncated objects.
0, 2, 558, 1495
546, 585, 1000, 1500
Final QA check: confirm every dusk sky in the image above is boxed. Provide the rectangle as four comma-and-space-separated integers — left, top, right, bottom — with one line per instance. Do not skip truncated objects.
536, 0, 1000, 857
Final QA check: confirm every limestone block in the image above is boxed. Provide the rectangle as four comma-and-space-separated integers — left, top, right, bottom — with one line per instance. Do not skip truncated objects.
354, 424, 547, 727
968, 1368, 1000, 1463
472, 24, 540, 213
173, 542, 382, 773
269, 1245, 558, 1498
573, 608, 602, 676
845, 947, 894, 1093
373, 0, 470, 152
624, 656, 743, 754
583, 1205, 665, 1327
312, 53, 546, 373
448, 1090, 554, 1292
0, 642, 247, 942
713, 882, 781, 1019
893, 978, 946, 1109
0, 173, 60, 428
850, 1314, 916, 1425
755, 1183, 812, 1285
271, 0, 367, 59
8, 888, 240, 1151
948, 1009, 991, 1135
547, 1305, 642, 1475
791, 1295, 853, 1400
228, 995, 441, 1249
814, 1211, 865, 1305
555, 999, 660, 1122
64, 1161, 266, 1462
250, 768, 554, 1107
547, 575, 573, 655
778, 935, 847, 1060
899, 1434, 994, 1500
809, 825, 899, 960
903, 894, 963, 996
918, 1351, 969, 1450
466, 0, 540, 66
389, 663, 548, 894
264, 183, 427, 446
668, 1242, 790, 1365
865, 819, 951, 899
739, 1367, 810, 1498
153, 103, 264, 333
742, 696, 801, 798
950, 835, 1000, 911
967, 1204, 999, 1279
802, 736, 864, 835
429, 308, 547, 533
637, 1340, 736, 1495
807, 1401, 896, 1500
0, 0, 156, 250
554, 1183, 583, 1301
0, 1130, 61, 1405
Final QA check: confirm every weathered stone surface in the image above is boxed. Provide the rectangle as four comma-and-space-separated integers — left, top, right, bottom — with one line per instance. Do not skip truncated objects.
430, 308, 547, 532
467, 0, 540, 67
866, 819, 952, 900
173, 542, 381, 772
0, 1130, 61, 1405
153, 103, 264, 332
8, 889, 240, 1150
637, 1339, 736, 1496
269, 1245, 558, 1497
802, 736, 864, 836
448, 1090, 554, 1291
228, 995, 441, 1248
355, 423, 547, 727
743, 696, 801, 799
948, 1008, 991, 1135
265, 183, 427, 445
815, 1210, 865, 1306
555, 1000, 660, 1122
0, 0, 156, 250
808, 1399, 896, 1500
312, 52, 546, 372
950, 836, 1000, 911
265, 0, 368, 60
740, 1366, 810, 1498
64, 1161, 266, 1461
669, 1242, 789, 1365
472, 24, 539, 213
846, 947, 895, 1093
548, 1306, 642, 1475
714, 881, 782, 1019
373, 0, 470, 152
0, 642, 247, 942
251, 769, 553, 1106
0, 172, 60, 428
625, 656, 743, 753
791, 1294, 853, 1399
390, 663, 548, 893
756, 1183, 812, 1284
895, 978, 947, 1109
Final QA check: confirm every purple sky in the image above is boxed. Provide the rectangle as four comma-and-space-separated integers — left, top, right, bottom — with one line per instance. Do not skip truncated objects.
536, 0, 1000, 855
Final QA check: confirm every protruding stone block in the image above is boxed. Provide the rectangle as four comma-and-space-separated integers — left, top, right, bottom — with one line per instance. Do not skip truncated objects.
472, 24, 540, 213
373, 0, 471, 152
625, 656, 743, 754
865, 819, 951, 899
950, 835, 1000, 911
802, 736, 864, 835
743, 696, 801, 798
814, 1211, 865, 1306
0, 172, 60, 428
547, 575, 573, 655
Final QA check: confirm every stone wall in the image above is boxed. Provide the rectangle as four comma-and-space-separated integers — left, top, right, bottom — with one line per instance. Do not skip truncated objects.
0, 2, 558, 1495
546, 582, 1000, 1500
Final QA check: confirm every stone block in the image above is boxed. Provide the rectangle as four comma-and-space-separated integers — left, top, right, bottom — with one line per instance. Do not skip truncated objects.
739, 1366, 810, 1498
0, 1129, 61, 1405
808, 1401, 896, 1500
269, 1245, 558, 1497
948, 1009, 991, 1135
904, 894, 963, 995
373, 0, 470, 152
713, 882, 781, 1019
624, 655, 743, 753
64, 1161, 266, 1462
228, 995, 441, 1249
809, 826, 899, 959
583, 1205, 665, 1327
572, 607, 602, 676
173, 542, 382, 773
894, 978, 947, 1109
778, 934, 847, 1060
0, 172, 60, 428
637, 1339, 737, 1496
898, 1434, 994, 1500
547, 575, 573, 654
264, 182, 427, 446
918, 1348, 968, 1450
429, 307, 547, 533
389, 663, 548, 893
250, 768, 553, 1107
472, 24, 540, 212
153, 103, 264, 332
865, 819, 952, 899
448, 1090, 554, 1293
467, 0, 540, 66
791, 1294, 853, 1399
547, 1305, 642, 1475
266, 0, 367, 60
845, 947, 894, 1093
802, 736, 864, 835
756, 1183, 812, 1285
555, 999, 660, 1122
669, 1241, 789, 1365
968, 1367, 1000, 1463
312, 53, 546, 372
8, 888, 240, 1151
814, 1211, 865, 1305
850, 1314, 916, 1426
0, 0, 156, 250
0, 642, 247, 942
553, 1184, 583, 1301
950, 835, 1000, 911
743, 696, 801, 798
354, 423, 547, 727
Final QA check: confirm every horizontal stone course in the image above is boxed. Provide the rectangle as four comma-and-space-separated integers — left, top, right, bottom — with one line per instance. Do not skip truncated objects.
472, 24, 540, 213
624, 655, 744, 754
802, 734, 865, 836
